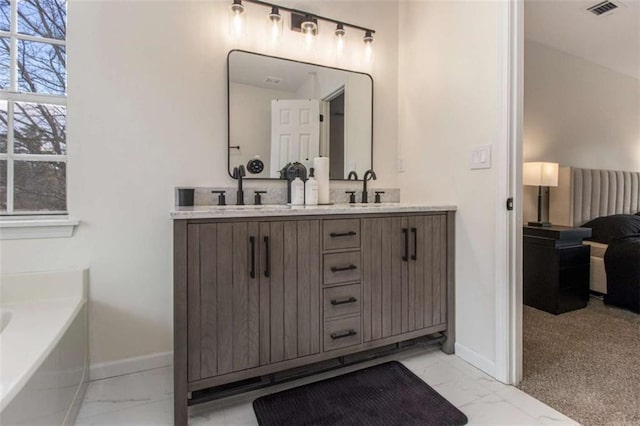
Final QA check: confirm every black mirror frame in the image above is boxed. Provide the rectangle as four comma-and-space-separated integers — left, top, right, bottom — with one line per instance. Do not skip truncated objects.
227, 49, 374, 181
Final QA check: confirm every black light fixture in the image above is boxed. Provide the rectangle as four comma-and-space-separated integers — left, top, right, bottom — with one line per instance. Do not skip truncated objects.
268, 6, 281, 23
300, 14, 318, 35
230, 0, 245, 14
228, 0, 375, 56
363, 30, 374, 44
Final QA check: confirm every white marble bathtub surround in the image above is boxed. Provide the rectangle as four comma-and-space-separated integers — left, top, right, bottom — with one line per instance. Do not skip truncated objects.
177, 186, 400, 207
75, 347, 577, 425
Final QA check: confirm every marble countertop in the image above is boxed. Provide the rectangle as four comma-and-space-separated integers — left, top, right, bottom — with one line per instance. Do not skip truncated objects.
171, 203, 457, 220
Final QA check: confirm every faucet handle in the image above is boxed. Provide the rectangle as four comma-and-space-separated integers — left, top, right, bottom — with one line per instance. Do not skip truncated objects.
211, 190, 226, 206
374, 191, 385, 204
254, 190, 267, 206
345, 191, 357, 204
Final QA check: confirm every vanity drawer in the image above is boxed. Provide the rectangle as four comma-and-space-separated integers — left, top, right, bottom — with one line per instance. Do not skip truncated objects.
323, 219, 361, 251
323, 251, 361, 285
324, 316, 362, 351
324, 284, 361, 319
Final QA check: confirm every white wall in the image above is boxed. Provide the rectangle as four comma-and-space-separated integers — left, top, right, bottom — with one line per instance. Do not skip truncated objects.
0, 0, 399, 372
398, 0, 503, 374
524, 40, 640, 172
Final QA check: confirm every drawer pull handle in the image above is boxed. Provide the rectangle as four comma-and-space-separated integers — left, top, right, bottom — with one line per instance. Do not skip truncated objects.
330, 231, 357, 238
331, 264, 357, 273
330, 296, 357, 306
330, 329, 357, 340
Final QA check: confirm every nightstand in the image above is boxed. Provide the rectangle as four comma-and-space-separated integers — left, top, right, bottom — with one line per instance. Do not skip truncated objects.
523, 225, 592, 314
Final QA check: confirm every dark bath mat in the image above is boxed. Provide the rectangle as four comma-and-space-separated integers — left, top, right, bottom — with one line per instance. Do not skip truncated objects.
253, 361, 468, 426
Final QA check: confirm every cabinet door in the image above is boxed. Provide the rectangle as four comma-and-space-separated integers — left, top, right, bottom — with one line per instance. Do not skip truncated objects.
362, 214, 448, 343
408, 214, 448, 330
187, 222, 261, 381
362, 216, 407, 341
259, 220, 321, 365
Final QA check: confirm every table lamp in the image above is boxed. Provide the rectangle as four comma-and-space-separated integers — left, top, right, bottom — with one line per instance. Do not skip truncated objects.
524, 162, 559, 227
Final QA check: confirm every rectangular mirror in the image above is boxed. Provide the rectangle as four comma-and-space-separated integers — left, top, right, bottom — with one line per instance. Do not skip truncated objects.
228, 50, 373, 180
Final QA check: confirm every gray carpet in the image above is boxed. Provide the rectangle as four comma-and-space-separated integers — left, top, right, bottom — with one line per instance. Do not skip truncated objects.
518, 297, 640, 426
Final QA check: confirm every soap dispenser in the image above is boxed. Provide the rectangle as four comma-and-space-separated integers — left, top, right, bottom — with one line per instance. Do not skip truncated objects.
305, 168, 319, 206
290, 171, 305, 206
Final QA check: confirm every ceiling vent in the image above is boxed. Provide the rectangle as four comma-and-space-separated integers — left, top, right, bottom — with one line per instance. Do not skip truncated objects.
265, 76, 282, 85
587, 0, 619, 16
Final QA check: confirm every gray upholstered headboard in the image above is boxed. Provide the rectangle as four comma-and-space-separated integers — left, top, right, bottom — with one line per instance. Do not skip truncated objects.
549, 167, 640, 227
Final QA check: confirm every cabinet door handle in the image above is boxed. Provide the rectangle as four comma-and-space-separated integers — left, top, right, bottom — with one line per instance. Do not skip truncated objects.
331, 264, 357, 273
330, 296, 357, 306
330, 231, 357, 238
263, 236, 270, 278
330, 329, 357, 340
411, 227, 417, 260
402, 228, 409, 261
249, 236, 256, 279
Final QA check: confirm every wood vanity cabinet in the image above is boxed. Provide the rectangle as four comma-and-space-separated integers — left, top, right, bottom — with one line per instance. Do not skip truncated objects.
174, 211, 455, 425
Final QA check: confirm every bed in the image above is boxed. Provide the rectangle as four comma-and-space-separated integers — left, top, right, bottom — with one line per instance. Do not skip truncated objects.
549, 167, 640, 312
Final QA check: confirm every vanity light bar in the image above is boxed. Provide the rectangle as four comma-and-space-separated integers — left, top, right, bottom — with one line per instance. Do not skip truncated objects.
230, 0, 375, 44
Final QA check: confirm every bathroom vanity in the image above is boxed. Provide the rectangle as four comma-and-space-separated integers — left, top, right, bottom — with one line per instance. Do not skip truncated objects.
172, 204, 456, 424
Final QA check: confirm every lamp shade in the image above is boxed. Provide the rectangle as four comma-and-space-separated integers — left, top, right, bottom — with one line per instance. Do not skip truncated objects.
523, 162, 559, 187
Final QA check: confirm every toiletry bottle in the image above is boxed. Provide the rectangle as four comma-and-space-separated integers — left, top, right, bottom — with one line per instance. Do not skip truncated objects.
291, 171, 305, 206
305, 168, 319, 206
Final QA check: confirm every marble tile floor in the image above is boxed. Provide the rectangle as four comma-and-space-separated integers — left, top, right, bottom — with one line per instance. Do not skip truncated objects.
75, 347, 578, 425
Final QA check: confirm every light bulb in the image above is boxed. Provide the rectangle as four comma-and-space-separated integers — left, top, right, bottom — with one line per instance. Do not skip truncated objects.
363, 30, 374, 62
301, 16, 317, 50
335, 23, 346, 55
305, 30, 314, 49
229, 0, 245, 38
268, 7, 282, 41
233, 13, 243, 33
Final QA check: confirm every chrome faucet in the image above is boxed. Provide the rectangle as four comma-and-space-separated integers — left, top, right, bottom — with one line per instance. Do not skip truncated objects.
347, 171, 359, 180
361, 169, 377, 203
233, 165, 246, 205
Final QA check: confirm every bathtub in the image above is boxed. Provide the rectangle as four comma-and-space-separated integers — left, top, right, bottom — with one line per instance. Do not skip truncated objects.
0, 269, 88, 425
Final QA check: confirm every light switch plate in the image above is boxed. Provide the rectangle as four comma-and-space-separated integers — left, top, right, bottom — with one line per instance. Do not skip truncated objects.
470, 145, 492, 170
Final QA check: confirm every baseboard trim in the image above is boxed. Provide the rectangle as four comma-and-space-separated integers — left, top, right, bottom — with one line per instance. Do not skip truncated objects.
454, 342, 497, 378
89, 351, 173, 381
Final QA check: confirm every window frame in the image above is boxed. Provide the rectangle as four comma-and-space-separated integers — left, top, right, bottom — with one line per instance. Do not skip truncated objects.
0, 0, 68, 216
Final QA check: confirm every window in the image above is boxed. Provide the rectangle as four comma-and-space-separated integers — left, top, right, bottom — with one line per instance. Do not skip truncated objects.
0, 0, 66, 215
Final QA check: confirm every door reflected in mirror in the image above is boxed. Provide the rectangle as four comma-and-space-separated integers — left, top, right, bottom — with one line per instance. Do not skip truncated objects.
228, 50, 373, 180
